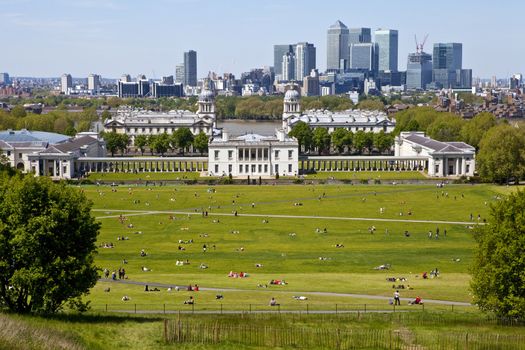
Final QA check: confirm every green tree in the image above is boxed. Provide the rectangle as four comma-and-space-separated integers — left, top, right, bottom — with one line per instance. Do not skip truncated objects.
460, 112, 497, 149
288, 121, 313, 153
357, 99, 384, 111
10, 105, 27, 118
477, 124, 525, 184
426, 114, 465, 141
193, 132, 209, 155
331, 128, 349, 154
312, 127, 331, 155
470, 190, 525, 318
0, 175, 99, 314
353, 130, 367, 154
150, 133, 171, 156
374, 131, 394, 154
102, 132, 122, 156
134, 135, 148, 156
173, 128, 194, 155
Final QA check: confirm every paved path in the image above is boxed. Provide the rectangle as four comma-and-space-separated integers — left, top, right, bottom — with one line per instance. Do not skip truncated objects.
93, 208, 483, 226
99, 278, 472, 306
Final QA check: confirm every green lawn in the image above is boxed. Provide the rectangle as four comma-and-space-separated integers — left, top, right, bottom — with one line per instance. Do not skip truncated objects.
301, 171, 428, 180
1, 182, 522, 350
82, 183, 506, 309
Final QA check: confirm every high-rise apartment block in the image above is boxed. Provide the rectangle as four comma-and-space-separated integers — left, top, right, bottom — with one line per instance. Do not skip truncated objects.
184, 50, 197, 87
295, 42, 316, 81
61, 74, 72, 95
274, 44, 294, 77
87, 74, 100, 93
282, 52, 296, 82
327, 20, 349, 71
175, 64, 185, 84
374, 29, 398, 72
0, 73, 10, 86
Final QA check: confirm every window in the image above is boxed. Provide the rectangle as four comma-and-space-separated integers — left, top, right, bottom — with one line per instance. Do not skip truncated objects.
239, 165, 243, 173
239, 148, 244, 160
251, 164, 256, 173
275, 150, 280, 160
288, 164, 292, 172
6, 151, 10, 156
214, 150, 220, 160
275, 164, 279, 173
250, 148, 256, 160
228, 164, 232, 174
435, 165, 439, 174
228, 150, 233, 160
264, 164, 268, 173
214, 164, 219, 173
288, 150, 293, 159
142, 128, 145, 132
245, 164, 249, 173
263, 148, 269, 160
466, 165, 470, 173
18, 153, 22, 158
258, 164, 262, 173
134, 128, 138, 133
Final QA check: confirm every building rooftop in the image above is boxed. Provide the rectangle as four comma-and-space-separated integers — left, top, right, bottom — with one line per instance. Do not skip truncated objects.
0, 129, 70, 144
402, 132, 474, 154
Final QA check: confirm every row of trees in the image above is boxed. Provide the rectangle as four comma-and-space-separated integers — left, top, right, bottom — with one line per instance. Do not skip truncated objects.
0, 107, 103, 136
289, 121, 393, 155
102, 129, 209, 156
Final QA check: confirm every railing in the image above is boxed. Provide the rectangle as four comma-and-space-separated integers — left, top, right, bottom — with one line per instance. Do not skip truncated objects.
163, 320, 525, 349
89, 302, 474, 314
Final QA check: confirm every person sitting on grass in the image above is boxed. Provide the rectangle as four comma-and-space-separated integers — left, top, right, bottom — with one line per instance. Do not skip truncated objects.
269, 297, 279, 306
409, 296, 423, 305
184, 296, 194, 305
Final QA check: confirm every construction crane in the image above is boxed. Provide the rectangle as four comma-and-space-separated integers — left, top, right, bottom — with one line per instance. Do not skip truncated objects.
414, 34, 429, 53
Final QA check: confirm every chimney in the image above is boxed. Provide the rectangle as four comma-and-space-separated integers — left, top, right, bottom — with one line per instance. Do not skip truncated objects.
222, 131, 229, 142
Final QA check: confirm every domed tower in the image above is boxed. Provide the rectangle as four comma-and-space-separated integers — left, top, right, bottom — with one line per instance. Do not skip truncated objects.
197, 89, 216, 128
282, 87, 301, 132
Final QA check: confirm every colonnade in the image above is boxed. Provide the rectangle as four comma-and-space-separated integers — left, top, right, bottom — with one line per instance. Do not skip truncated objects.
76, 157, 208, 174
299, 156, 428, 172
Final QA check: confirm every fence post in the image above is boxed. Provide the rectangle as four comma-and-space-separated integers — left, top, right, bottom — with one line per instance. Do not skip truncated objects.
451, 304, 454, 312
335, 304, 338, 314
134, 304, 137, 314
364, 304, 366, 313
306, 304, 309, 315
249, 304, 252, 313
192, 303, 195, 314
163, 303, 166, 314
220, 303, 223, 314
393, 304, 396, 313
422, 303, 425, 312
105, 303, 107, 312
278, 304, 280, 314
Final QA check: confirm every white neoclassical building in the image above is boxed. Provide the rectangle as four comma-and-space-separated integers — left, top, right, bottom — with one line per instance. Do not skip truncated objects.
207, 130, 298, 178
104, 89, 219, 144
282, 88, 395, 134
395, 132, 475, 177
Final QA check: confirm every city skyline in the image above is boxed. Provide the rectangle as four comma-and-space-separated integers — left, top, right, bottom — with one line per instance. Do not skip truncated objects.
0, 0, 523, 79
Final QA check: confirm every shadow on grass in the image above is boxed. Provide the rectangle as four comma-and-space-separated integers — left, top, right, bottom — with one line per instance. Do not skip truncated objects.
32, 312, 164, 325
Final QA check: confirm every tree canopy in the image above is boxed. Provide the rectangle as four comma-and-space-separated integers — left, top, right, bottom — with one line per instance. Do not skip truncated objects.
471, 190, 525, 318
0, 175, 99, 314
288, 121, 313, 153
477, 124, 525, 184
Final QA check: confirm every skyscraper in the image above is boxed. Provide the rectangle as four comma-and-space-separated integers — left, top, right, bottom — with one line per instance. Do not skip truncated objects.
327, 20, 349, 71
282, 52, 296, 81
295, 42, 316, 81
406, 52, 432, 90
61, 74, 72, 95
274, 44, 293, 77
375, 29, 398, 72
184, 50, 197, 87
349, 43, 375, 72
432, 43, 471, 88
348, 28, 371, 45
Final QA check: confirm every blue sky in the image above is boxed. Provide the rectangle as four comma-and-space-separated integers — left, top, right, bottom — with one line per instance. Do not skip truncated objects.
1, 0, 523, 79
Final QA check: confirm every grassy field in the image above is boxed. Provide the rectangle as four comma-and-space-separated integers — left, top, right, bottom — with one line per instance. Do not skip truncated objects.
301, 171, 428, 180
82, 183, 507, 308
1, 182, 522, 349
